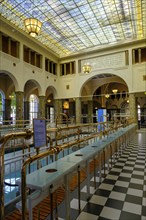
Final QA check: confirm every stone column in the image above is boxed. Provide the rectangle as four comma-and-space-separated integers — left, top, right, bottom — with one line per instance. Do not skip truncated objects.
88, 100, 93, 123
129, 93, 138, 124
75, 97, 81, 124
38, 96, 46, 118
15, 91, 24, 121
54, 99, 63, 119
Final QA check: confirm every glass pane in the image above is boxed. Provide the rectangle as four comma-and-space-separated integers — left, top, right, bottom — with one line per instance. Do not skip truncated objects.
1, 0, 145, 57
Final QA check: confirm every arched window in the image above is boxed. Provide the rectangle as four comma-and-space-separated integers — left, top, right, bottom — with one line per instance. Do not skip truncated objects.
10, 92, 16, 124
137, 104, 141, 121
29, 94, 39, 123
120, 101, 129, 115
0, 90, 5, 124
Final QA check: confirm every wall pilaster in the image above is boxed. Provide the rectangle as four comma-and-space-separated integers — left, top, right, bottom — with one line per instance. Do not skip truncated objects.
75, 97, 81, 124
129, 93, 138, 124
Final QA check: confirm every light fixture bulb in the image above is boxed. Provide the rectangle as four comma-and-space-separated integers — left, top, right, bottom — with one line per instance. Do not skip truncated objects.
112, 89, 118, 94
105, 94, 110, 98
24, 18, 42, 37
82, 63, 91, 74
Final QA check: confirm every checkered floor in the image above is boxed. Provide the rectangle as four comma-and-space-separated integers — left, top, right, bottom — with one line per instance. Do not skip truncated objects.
56, 131, 146, 220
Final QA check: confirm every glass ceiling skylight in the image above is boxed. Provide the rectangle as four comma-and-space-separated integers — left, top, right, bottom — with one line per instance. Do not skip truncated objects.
1, 0, 146, 58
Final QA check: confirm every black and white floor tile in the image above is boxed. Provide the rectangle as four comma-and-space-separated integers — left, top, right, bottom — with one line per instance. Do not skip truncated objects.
58, 131, 146, 220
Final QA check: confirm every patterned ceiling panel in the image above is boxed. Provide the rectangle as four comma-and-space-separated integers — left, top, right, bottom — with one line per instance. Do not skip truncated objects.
1, 0, 146, 57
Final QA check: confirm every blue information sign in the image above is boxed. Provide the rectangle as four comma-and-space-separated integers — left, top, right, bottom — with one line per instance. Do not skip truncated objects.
33, 119, 47, 148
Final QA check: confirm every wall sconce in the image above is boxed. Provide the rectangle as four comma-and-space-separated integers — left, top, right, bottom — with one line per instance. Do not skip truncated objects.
63, 101, 69, 109
24, 18, 42, 37
47, 99, 51, 103
82, 63, 91, 74
105, 94, 110, 99
9, 95, 14, 99
112, 89, 118, 94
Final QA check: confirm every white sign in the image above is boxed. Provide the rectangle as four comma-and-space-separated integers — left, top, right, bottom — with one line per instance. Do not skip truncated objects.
33, 119, 47, 148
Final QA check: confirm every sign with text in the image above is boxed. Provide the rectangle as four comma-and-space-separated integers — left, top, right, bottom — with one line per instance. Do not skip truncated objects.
33, 119, 47, 148
97, 109, 107, 131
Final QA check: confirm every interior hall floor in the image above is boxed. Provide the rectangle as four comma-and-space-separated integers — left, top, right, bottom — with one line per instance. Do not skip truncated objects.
57, 130, 146, 220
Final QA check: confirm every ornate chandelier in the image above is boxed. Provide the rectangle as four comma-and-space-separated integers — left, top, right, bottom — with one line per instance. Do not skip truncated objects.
24, 18, 42, 37
82, 63, 91, 74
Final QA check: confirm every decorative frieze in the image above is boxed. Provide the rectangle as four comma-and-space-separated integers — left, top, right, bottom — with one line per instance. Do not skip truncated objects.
82, 51, 126, 71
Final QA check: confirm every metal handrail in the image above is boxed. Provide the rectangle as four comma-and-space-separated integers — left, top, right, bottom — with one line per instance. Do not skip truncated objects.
0, 117, 134, 220
21, 122, 132, 220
